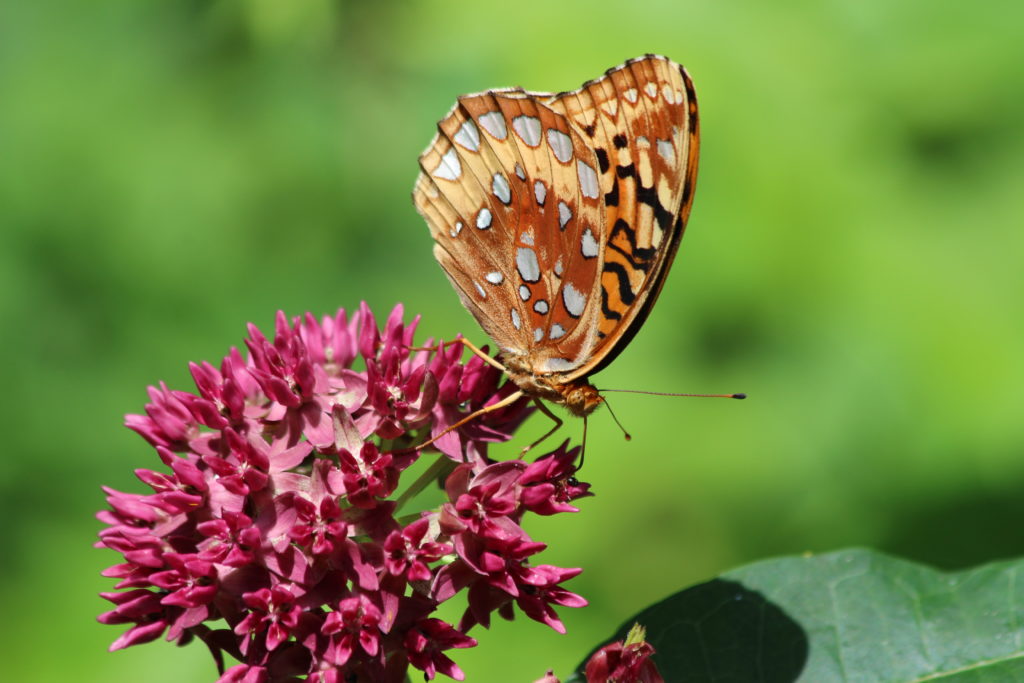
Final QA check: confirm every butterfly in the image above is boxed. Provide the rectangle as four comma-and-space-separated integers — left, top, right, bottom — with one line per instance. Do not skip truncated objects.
413, 55, 732, 445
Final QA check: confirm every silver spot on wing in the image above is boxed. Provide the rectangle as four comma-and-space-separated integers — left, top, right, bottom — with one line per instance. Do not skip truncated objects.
577, 160, 599, 198
656, 139, 674, 164
558, 201, 572, 230
542, 357, 574, 372
453, 120, 480, 151
581, 227, 599, 259
492, 172, 511, 205
516, 247, 540, 282
512, 115, 542, 146
478, 111, 507, 140
546, 129, 573, 163
562, 283, 586, 318
432, 147, 461, 181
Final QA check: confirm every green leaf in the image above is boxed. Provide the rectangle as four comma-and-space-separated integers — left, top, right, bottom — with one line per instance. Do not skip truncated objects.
568, 548, 1024, 682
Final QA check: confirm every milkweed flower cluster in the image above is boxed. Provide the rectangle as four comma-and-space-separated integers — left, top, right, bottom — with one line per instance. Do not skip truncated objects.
96, 304, 592, 682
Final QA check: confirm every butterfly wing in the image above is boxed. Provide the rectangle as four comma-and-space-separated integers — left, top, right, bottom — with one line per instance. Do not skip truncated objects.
543, 54, 699, 378
414, 55, 698, 382
414, 90, 609, 372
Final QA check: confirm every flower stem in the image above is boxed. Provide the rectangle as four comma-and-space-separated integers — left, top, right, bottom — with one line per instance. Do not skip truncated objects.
393, 455, 457, 514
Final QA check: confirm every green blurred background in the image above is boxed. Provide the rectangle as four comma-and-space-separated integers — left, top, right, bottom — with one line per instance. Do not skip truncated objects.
3, 0, 1022, 680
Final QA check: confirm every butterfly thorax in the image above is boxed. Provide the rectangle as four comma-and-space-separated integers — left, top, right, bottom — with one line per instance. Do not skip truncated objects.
500, 352, 604, 418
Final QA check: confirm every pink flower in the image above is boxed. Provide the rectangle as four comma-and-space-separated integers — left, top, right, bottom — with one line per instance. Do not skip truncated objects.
286, 494, 349, 556
384, 518, 452, 582
320, 594, 384, 666
197, 511, 261, 566
124, 382, 198, 450
217, 664, 268, 683
519, 441, 593, 515
97, 304, 591, 680
405, 618, 476, 681
338, 442, 398, 509
235, 586, 303, 653
584, 624, 664, 683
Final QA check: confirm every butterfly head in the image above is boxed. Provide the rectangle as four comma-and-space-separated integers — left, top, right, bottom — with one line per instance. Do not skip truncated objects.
557, 380, 604, 418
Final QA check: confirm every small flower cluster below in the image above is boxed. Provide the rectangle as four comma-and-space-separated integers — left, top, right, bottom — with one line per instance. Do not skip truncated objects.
535, 623, 664, 683
97, 304, 592, 682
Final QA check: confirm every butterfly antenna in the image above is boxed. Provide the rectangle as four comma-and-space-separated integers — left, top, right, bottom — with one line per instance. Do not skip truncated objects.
601, 389, 747, 399
601, 396, 632, 441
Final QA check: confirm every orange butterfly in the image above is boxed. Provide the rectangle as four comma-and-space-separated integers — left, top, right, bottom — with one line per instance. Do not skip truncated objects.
414, 55, 739, 447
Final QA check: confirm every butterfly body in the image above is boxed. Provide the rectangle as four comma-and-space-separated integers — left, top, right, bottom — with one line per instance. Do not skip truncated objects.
499, 351, 603, 417
414, 55, 699, 422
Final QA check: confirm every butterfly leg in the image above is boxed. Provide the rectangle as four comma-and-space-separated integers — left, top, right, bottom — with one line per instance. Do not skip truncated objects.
519, 399, 564, 456
408, 337, 508, 373
416, 389, 525, 452
447, 337, 508, 372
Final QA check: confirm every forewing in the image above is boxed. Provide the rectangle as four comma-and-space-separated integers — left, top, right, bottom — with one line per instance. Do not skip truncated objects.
543, 54, 699, 378
413, 90, 606, 371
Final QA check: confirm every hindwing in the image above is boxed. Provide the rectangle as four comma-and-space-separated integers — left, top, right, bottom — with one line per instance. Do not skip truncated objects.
414, 54, 699, 381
